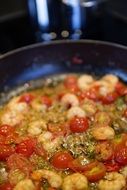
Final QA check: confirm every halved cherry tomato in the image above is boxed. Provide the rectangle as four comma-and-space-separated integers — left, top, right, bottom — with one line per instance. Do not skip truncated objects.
115, 144, 127, 166
5, 133, 18, 145
83, 162, 106, 182
51, 151, 73, 169
16, 138, 36, 157
0, 145, 15, 160
100, 92, 119, 104
0, 182, 13, 190
7, 153, 33, 173
19, 93, 34, 104
0, 125, 14, 136
95, 141, 113, 161
41, 96, 52, 107
64, 75, 79, 92
104, 160, 120, 172
70, 116, 89, 133
68, 159, 98, 172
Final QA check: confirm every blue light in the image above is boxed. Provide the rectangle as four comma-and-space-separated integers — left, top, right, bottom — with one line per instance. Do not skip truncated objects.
36, 0, 49, 29
62, 0, 81, 30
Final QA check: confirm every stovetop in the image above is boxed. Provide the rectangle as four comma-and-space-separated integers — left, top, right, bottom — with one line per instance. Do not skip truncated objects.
0, 0, 127, 54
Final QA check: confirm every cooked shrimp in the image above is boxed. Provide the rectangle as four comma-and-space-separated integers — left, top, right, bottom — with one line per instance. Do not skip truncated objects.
14, 179, 35, 190
95, 80, 114, 96
5, 97, 28, 113
77, 74, 94, 90
92, 126, 115, 140
38, 131, 62, 152
1, 97, 28, 126
62, 173, 88, 190
98, 172, 126, 190
120, 166, 127, 177
31, 169, 62, 188
67, 106, 86, 119
61, 93, 79, 107
1, 110, 24, 126
27, 119, 47, 136
102, 74, 119, 86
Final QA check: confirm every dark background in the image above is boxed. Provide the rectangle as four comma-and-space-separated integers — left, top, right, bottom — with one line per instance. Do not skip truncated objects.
0, 0, 127, 54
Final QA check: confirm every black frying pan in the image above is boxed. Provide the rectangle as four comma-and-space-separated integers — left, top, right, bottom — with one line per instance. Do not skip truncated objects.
0, 40, 127, 94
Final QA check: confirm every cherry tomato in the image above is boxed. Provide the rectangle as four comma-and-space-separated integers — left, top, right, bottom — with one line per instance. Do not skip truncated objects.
115, 82, 127, 96
51, 151, 73, 169
7, 153, 33, 173
68, 159, 98, 172
0, 145, 15, 160
5, 133, 18, 145
0, 134, 6, 144
104, 160, 120, 172
0, 182, 13, 190
19, 93, 34, 104
16, 138, 36, 157
64, 75, 79, 92
41, 96, 52, 107
100, 92, 118, 104
79, 86, 99, 102
0, 125, 14, 136
83, 162, 106, 182
115, 144, 127, 166
95, 141, 113, 161
70, 116, 89, 133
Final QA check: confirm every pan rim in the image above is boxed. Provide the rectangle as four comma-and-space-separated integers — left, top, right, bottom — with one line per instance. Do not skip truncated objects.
0, 39, 127, 60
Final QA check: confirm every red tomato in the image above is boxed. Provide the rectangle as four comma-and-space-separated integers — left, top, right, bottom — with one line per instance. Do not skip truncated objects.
68, 159, 98, 172
7, 153, 33, 173
83, 162, 106, 182
95, 141, 113, 161
0, 134, 6, 144
5, 133, 18, 145
0, 182, 13, 190
41, 96, 52, 107
51, 151, 73, 169
81, 89, 99, 102
64, 75, 79, 92
70, 116, 89, 133
104, 161, 120, 172
115, 144, 127, 166
16, 138, 36, 157
115, 82, 127, 96
100, 92, 118, 104
19, 93, 34, 104
0, 125, 14, 136
0, 145, 15, 160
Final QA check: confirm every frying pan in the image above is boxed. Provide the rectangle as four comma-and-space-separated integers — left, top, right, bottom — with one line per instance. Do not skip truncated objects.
0, 40, 127, 95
